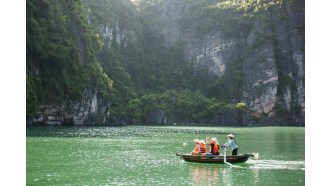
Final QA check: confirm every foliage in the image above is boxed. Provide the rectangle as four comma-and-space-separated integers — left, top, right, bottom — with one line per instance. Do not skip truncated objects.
26, 0, 112, 117
235, 102, 247, 110
126, 90, 239, 123
27, 0, 302, 124
26, 0, 250, 122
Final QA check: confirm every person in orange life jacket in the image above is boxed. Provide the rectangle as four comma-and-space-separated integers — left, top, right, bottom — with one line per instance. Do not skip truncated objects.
199, 139, 207, 154
210, 138, 220, 155
205, 137, 220, 156
191, 139, 201, 155
223, 134, 238, 155
190, 139, 207, 155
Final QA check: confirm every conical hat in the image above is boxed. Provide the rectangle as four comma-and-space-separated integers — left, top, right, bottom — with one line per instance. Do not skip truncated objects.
193, 139, 200, 143
211, 138, 218, 144
199, 139, 206, 144
227, 134, 235, 138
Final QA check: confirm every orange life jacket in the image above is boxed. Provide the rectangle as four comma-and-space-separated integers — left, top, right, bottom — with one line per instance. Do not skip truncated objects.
210, 142, 220, 155
200, 143, 207, 153
193, 144, 200, 153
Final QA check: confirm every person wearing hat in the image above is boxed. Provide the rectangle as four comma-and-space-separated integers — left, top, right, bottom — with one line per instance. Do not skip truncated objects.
209, 138, 220, 155
190, 139, 207, 155
191, 139, 200, 155
205, 137, 220, 156
223, 134, 238, 155
199, 139, 207, 154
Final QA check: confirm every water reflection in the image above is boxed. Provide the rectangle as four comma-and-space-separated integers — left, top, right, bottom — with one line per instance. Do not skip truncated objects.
221, 168, 233, 186
188, 164, 240, 186
27, 126, 304, 185
252, 166, 260, 184
188, 164, 220, 185
186, 159, 304, 186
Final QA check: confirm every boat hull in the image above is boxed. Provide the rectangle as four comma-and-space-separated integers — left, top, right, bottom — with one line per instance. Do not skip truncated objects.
176, 153, 252, 164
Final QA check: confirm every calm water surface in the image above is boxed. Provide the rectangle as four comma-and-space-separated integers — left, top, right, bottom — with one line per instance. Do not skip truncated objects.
26, 126, 304, 185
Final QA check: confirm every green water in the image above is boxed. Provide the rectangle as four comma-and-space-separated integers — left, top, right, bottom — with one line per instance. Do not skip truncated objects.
26, 126, 304, 185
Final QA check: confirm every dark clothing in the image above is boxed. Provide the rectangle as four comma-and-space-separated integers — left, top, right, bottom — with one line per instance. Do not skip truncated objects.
232, 148, 238, 155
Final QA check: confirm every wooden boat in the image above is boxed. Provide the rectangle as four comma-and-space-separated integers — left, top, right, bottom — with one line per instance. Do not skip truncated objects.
176, 152, 257, 164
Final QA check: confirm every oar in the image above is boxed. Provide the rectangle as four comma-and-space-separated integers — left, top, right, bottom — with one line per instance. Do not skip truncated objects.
222, 146, 233, 167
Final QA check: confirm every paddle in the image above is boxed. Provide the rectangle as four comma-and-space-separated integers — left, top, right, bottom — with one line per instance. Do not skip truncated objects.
222, 146, 233, 167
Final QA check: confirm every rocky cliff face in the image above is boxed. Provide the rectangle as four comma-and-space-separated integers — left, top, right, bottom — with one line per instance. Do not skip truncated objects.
141, 0, 235, 77
27, 0, 304, 126
242, 40, 279, 123
241, 1, 305, 125
27, 0, 113, 126
30, 90, 111, 126
82, 0, 142, 46
139, 0, 305, 125
187, 32, 238, 77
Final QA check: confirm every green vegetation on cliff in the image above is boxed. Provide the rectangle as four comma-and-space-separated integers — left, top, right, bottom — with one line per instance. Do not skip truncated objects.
25, 0, 267, 122
27, 0, 304, 125
26, 0, 112, 118
127, 90, 237, 123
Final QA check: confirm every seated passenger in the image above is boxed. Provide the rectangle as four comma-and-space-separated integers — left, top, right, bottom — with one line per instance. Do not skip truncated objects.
210, 138, 220, 155
190, 139, 207, 155
191, 139, 201, 155
199, 139, 207, 154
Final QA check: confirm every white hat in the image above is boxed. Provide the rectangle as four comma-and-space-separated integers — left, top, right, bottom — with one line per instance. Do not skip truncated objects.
227, 134, 235, 138
211, 138, 218, 144
193, 139, 200, 143
199, 139, 206, 144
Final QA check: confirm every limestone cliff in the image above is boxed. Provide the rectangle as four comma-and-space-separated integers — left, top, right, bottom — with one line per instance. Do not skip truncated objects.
27, 0, 304, 126
30, 90, 111, 126
241, 0, 305, 125
138, 0, 305, 125
27, 0, 113, 126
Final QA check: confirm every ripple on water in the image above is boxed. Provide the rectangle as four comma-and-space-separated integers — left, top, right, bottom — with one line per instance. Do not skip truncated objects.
247, 159, 305, 170
27, 126, 304, 185
26, 126, 229, 138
